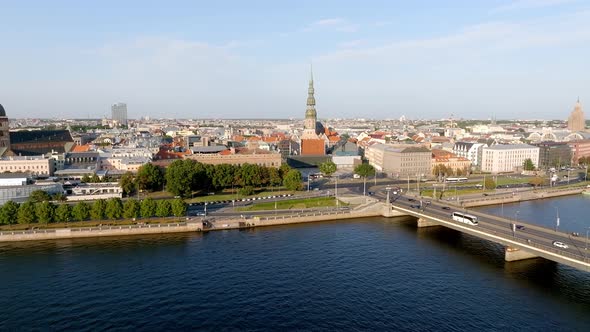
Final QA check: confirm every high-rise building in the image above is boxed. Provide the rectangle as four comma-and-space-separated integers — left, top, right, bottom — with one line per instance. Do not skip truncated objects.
300, 69, 325, 156
111, 102, 128, 126
567, 98, 585, 132
0, 104, 11, 151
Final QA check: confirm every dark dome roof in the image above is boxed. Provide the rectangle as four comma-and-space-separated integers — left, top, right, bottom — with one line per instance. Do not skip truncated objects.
0, 104, 5, 117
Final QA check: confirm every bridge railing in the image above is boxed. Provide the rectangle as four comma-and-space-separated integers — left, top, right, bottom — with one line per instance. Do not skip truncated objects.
395, 205, 590, 265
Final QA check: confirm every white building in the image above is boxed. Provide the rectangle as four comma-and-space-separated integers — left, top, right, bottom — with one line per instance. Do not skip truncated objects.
0, 155, 54, 176
481, 144, 539, 174
453, 142, 485, 168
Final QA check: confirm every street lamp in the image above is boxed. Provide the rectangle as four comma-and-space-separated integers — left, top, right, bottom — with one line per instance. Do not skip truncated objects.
585, 227, 590, 251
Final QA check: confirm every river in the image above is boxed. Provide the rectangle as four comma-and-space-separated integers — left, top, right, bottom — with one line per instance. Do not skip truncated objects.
0, 196, 589, 330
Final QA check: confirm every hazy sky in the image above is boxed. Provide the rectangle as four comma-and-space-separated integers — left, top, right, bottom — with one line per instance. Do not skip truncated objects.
1, 0, 589, 120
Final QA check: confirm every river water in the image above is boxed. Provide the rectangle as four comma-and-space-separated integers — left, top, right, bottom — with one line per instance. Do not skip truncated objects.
1, 196, 589, 331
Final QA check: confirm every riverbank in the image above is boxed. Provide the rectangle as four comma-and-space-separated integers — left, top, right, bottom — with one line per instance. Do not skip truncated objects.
0, 198, 397, 243
449, 187, 587, 208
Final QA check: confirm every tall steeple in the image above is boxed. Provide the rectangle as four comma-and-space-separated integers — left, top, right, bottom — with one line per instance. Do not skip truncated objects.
304, 65, 318, 133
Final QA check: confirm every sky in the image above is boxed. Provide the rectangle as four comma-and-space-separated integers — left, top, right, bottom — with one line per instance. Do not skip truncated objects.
1, 0, 589, 120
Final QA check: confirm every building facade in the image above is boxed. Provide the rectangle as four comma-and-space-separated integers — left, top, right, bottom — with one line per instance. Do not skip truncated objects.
452, 142, 485, 168
431, 150, 471, 175
186, 150, 282, 168
481, 144, 540, 173
0, 104, 10, 151
111, 102, 128, 126
567, 139, 590, 164
365, 143, 431, 178
0, 156, 54, 176
567, 99, 585, 132
533, 142, 572, 169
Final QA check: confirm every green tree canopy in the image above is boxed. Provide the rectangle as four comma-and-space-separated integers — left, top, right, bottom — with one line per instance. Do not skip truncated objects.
354, 163, 376, 178
140, 198, 157, 218
267, 167, 282, 187
119, 172, 136, 197
29, 190, 51, 203
17, 201, 37, 224
72, 202, 90, 221
91, 199, 107, 220
54, 204, 72, 223
319, 161, 337, 177
36, 201, 55, 224
136, 163, 164, 192
171, 199, 187, 218
123, 199, 141, 219
155, 199, 171, 217
0, 201, 19, 225
283, 169, 303, 191
529, 176, 546, 187
523, 158, 535, 171
105, 198, 123, 220
484, 177, 497, 190
165, 160, 200, 198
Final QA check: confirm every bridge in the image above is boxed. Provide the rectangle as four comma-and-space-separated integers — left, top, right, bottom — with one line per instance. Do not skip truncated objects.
386, 195, 590, 272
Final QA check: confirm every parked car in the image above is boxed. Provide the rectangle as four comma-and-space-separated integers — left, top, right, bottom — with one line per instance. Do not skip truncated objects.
516, 225, 525, 230
552, 241, 569, 249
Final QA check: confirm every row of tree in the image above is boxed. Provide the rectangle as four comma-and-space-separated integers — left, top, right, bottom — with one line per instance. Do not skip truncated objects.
432, 165, 470, 178
119, 161, 305, 198
0, 198, 187, 225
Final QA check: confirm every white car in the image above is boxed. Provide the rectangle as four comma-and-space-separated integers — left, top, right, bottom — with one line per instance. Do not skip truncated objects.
552, 241, 569, 249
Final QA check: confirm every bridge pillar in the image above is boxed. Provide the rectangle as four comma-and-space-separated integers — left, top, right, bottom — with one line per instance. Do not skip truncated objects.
417, 218, 439, 228
504, 246, 538, 262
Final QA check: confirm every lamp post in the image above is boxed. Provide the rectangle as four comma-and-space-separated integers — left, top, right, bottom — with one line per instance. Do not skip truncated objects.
512, 210, 520, 237
335, 175, 339, 208
585, 227, 590, 251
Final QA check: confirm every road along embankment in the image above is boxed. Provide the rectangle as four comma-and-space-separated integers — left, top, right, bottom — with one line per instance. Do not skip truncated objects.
0, 202, 406, 243
459, 187, 586, 208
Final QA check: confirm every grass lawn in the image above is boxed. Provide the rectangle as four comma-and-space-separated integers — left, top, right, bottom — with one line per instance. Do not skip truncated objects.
0, 217, 187, 231
495, 176, 533, 186
238, 196, 347, 211
185, 189, 294, 203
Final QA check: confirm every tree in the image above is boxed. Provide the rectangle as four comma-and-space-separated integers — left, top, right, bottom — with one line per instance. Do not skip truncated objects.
283, 169, 303, 191
81, 174, 91, 183
211, 164, 237, 189
165, 160, 198, 198
54, 204, 72, 223
529, 176, 546, 187
72, 202, 90, 221
279, 164, 292, 181
52, 192, 67, 202
140, 198, 156, 218
105, 198, 123, 220
319, 161, 337, 177
28, 190, 51, 203
36, 201, 55, 224
17, 201, 37, 224
155, 199, 171, 217
0, 201, 19, 225
238, 186, 255, 196
136, 163, 164, 192
91, 199, 107, 220
90, 174, 100, 183
484, 177, 497, 190
354, 163, 376, 195
119, 172, 136, 197
123, 199, 140, 219
523, 158, 535, 171
267, 167, 282, 187
171, 199, 187, 218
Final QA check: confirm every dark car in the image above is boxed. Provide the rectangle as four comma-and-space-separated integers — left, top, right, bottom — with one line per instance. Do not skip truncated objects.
408, 198, 416, 202
410, 204, 420, 209
516, 225, 525, 230
441, 206, 451, 210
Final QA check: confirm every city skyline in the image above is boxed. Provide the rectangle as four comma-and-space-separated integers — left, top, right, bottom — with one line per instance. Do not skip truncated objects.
1, 0, 590, 119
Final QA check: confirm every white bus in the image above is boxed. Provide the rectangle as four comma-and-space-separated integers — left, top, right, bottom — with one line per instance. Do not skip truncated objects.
451, 212, 478, 225
445, 177, 468, 183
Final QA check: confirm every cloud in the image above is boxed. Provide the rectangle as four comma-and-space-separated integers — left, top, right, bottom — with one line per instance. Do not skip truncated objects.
491, 0, 578, 13
303, 18, 358, 32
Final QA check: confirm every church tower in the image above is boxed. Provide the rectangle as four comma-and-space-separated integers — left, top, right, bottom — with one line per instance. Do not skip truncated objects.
302, 68, 318, 138
0, 104, 11, 150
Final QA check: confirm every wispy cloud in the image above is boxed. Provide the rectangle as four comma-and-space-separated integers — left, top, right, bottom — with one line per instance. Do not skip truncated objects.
492, 0, 577, 13
303, 18, 358, 32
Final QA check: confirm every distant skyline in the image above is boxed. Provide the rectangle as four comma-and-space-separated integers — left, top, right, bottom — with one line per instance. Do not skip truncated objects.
1, 0, 589, 120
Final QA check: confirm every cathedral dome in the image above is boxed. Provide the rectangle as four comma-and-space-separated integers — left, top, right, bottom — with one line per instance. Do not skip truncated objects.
0, 104, 5, 117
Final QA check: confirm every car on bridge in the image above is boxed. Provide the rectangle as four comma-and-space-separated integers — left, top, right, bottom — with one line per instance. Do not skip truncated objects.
515, 225, 525, 230
441, 206, 450, 210
552, 241, 569, 249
